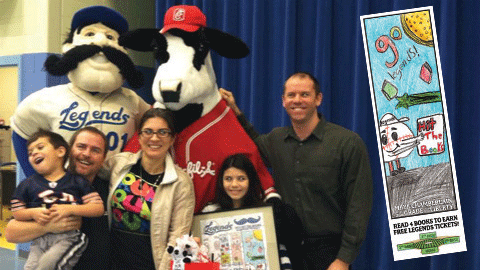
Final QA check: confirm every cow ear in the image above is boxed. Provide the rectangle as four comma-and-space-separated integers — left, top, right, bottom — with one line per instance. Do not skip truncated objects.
119, 28, 163, 52
203, 28, 250, 59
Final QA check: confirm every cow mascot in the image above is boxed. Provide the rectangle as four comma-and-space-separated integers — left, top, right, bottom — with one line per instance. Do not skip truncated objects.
122, 5, 279, 212
11, 6, 151, 176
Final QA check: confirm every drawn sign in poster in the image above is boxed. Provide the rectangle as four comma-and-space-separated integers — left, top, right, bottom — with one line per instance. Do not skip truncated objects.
192, 206, 280, 270
360, 6, 467, 260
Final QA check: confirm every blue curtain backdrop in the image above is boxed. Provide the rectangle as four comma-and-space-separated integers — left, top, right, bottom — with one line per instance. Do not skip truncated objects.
154, 0, 479, 269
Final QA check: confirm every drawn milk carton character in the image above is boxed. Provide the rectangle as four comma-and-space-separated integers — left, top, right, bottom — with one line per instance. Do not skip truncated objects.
379, 113, 424, 175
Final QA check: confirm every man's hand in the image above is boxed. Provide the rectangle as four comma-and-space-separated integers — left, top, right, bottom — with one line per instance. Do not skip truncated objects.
46, 216, 82, 233
327, 258, 349, 270
5, 215, 83, 243
32, 207, 53, 225
219, 88, 242, 116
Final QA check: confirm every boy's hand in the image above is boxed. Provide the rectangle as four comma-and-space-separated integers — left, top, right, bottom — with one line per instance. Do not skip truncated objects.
32, 208, 52, 226
49, 204, 74, 219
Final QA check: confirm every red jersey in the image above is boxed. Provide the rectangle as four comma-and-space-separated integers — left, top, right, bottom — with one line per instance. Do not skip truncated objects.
174, 100, 276, 212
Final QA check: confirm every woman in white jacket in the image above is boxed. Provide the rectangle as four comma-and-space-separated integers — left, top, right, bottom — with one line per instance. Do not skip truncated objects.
106, 108, 195, 270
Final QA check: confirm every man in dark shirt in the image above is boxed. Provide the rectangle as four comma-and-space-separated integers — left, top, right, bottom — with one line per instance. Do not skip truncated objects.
5, 126, 110, 269
221, 72, 373, 270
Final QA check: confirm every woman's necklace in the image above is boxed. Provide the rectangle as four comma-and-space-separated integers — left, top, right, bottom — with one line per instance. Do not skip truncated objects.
139, 166, 163, 203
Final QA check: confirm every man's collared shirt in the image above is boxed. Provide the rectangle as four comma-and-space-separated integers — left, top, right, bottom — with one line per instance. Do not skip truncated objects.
238, 113, 373, 263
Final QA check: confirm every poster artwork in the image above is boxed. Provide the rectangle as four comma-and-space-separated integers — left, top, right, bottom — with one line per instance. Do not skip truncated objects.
360, 6, 467, 260
200, 213, 269, 270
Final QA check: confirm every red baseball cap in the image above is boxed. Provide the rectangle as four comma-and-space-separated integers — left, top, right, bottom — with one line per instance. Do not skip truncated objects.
160, 5, 207, 34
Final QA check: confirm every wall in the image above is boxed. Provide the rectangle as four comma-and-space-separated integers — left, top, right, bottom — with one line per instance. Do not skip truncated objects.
0, 0, 156, 66
0, 0, 51, 56
0, 65, 18, 163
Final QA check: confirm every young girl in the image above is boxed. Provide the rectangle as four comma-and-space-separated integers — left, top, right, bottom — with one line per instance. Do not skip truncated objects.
203, 153, 303, 269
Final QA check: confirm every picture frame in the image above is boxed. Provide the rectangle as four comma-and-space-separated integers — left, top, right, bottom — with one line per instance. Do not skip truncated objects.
192, 205, 280, 270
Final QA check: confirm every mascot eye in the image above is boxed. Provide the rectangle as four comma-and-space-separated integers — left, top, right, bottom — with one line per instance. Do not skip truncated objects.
392, 132, 398, 141
106, 34, 115, 40
85, 32, 95, 37
151, 37, 169, 64
381, 134, 388, 145
154, 48, 169, 64
193, 44, 208, 71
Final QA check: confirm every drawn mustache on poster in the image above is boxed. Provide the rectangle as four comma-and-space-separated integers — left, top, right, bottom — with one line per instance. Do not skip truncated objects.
44, 44, 144, 89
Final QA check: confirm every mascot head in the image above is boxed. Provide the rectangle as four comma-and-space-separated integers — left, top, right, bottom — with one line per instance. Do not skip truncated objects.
379, 113, 415, 162
167, 234, 200, 264
44, 5, 143, 93
120, 5, 249, 127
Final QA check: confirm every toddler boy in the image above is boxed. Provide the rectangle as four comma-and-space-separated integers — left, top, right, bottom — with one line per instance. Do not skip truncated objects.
10, 129, 104, 270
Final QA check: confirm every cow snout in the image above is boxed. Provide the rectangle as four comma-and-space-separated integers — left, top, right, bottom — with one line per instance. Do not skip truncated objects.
159, 80, 182, 103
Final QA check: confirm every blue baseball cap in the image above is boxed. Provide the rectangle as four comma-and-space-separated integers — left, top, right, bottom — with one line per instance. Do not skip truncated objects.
71, 6, 128, 34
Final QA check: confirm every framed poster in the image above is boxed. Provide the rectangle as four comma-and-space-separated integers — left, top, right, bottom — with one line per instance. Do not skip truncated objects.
361, 6, 467, 260
192, 206, 280, 270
